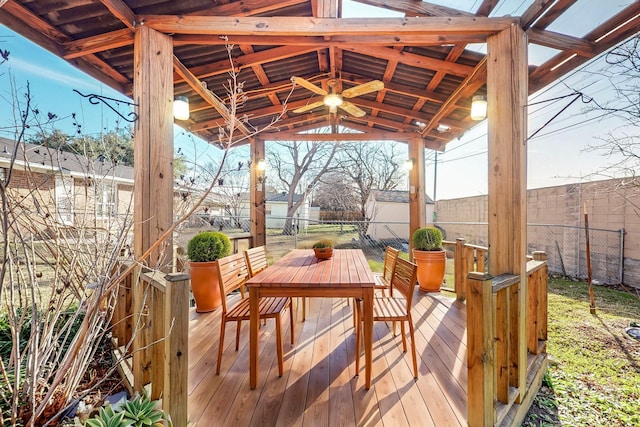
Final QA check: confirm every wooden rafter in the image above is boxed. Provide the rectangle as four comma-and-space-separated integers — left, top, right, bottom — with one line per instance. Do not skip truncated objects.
100, 0, 136, 30
173, 56, 251, 136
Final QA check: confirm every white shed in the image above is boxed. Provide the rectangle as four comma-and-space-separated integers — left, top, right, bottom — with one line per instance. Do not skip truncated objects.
366, 190, 435, 241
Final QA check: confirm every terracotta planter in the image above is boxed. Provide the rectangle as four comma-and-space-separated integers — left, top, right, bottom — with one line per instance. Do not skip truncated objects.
314, 247, 333, 259
189, 260, 222, 312
412, 249, 446, 292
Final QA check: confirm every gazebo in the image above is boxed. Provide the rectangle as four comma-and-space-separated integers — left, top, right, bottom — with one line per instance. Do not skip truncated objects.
2, 1, 639, 425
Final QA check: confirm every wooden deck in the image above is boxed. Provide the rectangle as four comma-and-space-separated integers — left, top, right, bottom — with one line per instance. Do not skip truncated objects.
187, 292, 468, 426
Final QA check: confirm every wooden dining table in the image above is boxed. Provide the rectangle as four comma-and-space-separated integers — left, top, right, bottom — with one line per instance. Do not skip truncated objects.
246, 249, 375, 390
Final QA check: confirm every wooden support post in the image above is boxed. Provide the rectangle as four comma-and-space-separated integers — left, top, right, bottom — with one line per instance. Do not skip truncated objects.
467, 271, 495, 427
487, 23, 528, 401
250, 138, 266, 247
163, 273, 190, 427
132, 24, 174, 396
133, 25, 174, 271
408, 137, 426, 259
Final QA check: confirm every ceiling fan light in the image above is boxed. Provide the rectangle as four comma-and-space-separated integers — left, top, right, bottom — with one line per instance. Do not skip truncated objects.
324, 93, 343, 108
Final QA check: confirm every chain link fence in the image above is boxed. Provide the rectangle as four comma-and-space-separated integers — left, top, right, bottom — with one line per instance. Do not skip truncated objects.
436, 222, 624, 285
178, 216, 624, 285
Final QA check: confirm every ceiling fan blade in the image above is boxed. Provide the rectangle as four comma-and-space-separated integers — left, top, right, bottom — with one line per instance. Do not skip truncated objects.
291, 76, 328, 96
292, 101, 326, 114
339, 102, 366, 117
342, 80, 384, 98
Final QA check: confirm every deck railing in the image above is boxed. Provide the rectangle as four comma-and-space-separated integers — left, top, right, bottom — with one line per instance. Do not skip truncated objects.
466, 251, 549, 427
443, 238, 489, 301
111, 261, 190, 426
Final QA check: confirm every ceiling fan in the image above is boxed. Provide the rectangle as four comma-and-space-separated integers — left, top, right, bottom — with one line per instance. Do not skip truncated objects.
290, 76, 384, 117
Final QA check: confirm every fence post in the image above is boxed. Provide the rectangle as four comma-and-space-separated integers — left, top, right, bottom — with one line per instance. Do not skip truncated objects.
163, 273, 190, 427
467, 271, 495, 427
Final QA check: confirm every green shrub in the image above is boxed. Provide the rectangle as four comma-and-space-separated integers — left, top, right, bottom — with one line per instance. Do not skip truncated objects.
186, 231, 231, 262
412, 227, 443, 251
311, 238, 334, 249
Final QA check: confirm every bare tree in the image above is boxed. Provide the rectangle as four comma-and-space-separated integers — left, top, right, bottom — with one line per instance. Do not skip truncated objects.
268, 136, 340, 234
0, 44, 293, 425
313, 172, 359, 218
336, 141, 403, 237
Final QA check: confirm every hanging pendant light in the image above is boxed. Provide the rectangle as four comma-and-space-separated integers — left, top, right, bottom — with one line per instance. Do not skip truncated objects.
470, 95, 487, 121
174, 95, 190, 120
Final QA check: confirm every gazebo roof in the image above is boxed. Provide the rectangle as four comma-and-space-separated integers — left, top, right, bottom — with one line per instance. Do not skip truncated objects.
2, 1, 639, 150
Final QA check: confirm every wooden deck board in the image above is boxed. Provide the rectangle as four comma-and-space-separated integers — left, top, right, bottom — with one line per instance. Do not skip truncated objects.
187, 293, 468, 426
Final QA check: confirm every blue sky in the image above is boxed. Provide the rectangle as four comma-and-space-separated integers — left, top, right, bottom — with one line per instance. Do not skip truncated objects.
0, 2, 635, 200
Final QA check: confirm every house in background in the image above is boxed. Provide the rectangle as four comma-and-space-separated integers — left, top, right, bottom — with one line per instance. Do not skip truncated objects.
0, 138, 134, 234
238, 192, 310, 230
366, 190, 435, 241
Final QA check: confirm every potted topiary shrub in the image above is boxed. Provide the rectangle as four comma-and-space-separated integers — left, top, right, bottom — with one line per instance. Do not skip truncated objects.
187, 231, 231, 312
412, 226, 446, 292
312, 238, 334, 260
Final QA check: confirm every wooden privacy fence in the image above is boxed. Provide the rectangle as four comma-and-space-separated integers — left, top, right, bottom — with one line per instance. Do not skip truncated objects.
111, 261, 190, 426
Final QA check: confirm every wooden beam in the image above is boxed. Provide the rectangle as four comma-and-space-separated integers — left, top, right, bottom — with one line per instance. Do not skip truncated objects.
475, 0, 500, 17
100, 0, 136, 30
178, 45, 318, 82
194, 0, 307, 17
421, 57, 487, 136
173, 56, 252, 136
342, 45, 474, 77
520, 0, 558, 30
140, 15, 517, 37
529, 2, 640, 93
526, 28, 595, 56
340, 71, 469, 108
264, 129, 416, 141
173, 33, 487, 46
63, 28, 134, 59
352, 0, 474, 17
530, 0, 577, 30
0, 0, 129, 89
187, 98, 316, 132
348, 98, 439, 124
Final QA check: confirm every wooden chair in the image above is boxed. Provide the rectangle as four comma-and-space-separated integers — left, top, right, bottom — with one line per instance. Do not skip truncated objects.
245, 245, 270, 325
244, 246, 268, 277
355, 257, 419, 378
373, 246, 400, 296
215, 252, 294, 376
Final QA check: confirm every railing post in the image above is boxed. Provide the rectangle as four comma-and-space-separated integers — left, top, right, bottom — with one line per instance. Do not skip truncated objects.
163, 273, 190, 427
467, 271, 495, 427
132, 266, 150, 392
454, 238, 466, 301
533, 251, 548, 343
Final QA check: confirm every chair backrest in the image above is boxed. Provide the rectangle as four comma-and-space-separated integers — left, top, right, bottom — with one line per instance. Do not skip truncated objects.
390, 258, 418, 309
216, 252, 250, 314
382, 246, 400, 282
244, 246, 268, 278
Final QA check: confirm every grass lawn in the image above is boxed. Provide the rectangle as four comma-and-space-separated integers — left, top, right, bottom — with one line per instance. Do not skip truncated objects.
524, 278, 640, 426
